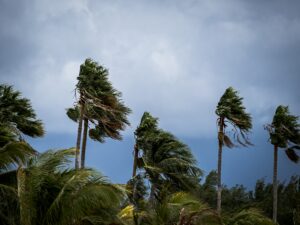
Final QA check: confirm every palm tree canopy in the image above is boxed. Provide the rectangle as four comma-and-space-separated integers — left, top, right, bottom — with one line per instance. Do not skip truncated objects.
268, 105, 300, 162
0, 84, 42, 171
216, 87, 252, 131
135, 112, 202, 200
67, 58, 131, 142
0, 84, 44, 138
215, 87, 252, 147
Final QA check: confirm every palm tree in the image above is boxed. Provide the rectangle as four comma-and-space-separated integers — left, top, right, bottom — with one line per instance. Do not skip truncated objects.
0, 84, 44, 139
134, 112, 202, 205
68, 59, 131, 169
215, 87, 252, 215
1, 148, 126, 225
0, 84, 43, 171
265, 105, 300, 223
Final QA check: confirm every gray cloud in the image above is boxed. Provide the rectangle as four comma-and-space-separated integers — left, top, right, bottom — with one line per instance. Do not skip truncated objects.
0, 0, 299, 137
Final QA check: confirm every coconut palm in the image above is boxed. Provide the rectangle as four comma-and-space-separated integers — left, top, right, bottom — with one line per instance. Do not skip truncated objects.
68, 59, 131, 169
134, 112, 202, 205
265, 105, 300, 223
0, 84, 43, 171
215, 87, 252, 215
1, 148, 126, 225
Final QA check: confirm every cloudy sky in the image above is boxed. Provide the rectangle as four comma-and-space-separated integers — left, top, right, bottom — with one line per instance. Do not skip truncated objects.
1, 0, 300, 188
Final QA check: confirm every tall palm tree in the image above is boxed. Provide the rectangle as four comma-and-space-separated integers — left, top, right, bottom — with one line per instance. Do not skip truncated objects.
134, 112, 202, 205
68, 59, 131, 169
215, 87, 252, 215
265, 105, 300, 223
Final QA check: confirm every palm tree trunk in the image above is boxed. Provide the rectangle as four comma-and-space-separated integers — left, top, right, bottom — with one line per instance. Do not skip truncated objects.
18, 167, 30, 225
75, 98, 85, 169
273, 144, 278, 224
217, 117, 224, 215
132, 144, 138, 177
81, 118, 88, 168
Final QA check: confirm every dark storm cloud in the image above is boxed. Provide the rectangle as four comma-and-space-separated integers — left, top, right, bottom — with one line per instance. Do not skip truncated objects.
0, 0, 299, 136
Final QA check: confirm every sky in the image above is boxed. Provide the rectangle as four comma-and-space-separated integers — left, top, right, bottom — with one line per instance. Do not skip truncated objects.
1, 0, 300, 189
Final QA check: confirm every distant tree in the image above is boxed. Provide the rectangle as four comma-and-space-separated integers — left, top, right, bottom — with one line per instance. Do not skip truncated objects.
215, 87, 252, 214
265, 105, 300, 223
67, 59, 131, 169
199, 171, 218, 208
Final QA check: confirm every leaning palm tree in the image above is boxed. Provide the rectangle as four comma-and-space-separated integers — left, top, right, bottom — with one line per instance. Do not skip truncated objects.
215, 87, 252, 215
68, 59, 131, 169
265, 105, 300, 223
134, 112, 202, 205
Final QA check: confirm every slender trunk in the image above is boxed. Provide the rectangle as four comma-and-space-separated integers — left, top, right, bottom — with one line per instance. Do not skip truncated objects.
81, 118, 88, 168
273, 144, 278, 224
75, 98, 85, 169
217, 117, 224, 215
132, 144, 138, 177
18, 167, 30, 225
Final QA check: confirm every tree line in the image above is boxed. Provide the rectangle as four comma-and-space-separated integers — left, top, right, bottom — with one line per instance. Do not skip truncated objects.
0, 58, 299, 225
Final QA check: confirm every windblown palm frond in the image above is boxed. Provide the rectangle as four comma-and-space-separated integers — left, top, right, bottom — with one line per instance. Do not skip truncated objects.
1, 148, 125, 225
0, 84, 44, 138
122, 192, 221, 225
228, 208, 275, 225
216, 87, 252, 147
266, 105, 300, 163
0, 141, 35, 170
134, 112, 202, 204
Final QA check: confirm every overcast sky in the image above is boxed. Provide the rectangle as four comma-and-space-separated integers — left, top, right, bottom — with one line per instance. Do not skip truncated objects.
1, 0, 300, 187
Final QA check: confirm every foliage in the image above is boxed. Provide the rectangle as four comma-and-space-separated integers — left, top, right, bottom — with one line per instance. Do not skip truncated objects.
216, 87, 252, 147
68, 58, 131, 142
120, 192, 222, 225
0, 84, 42, 171
134, 112, 202, 203
0, 148, 126, 225
266, 105, 300, 162
227, 208, 275, 225
0, 84, 44, 139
